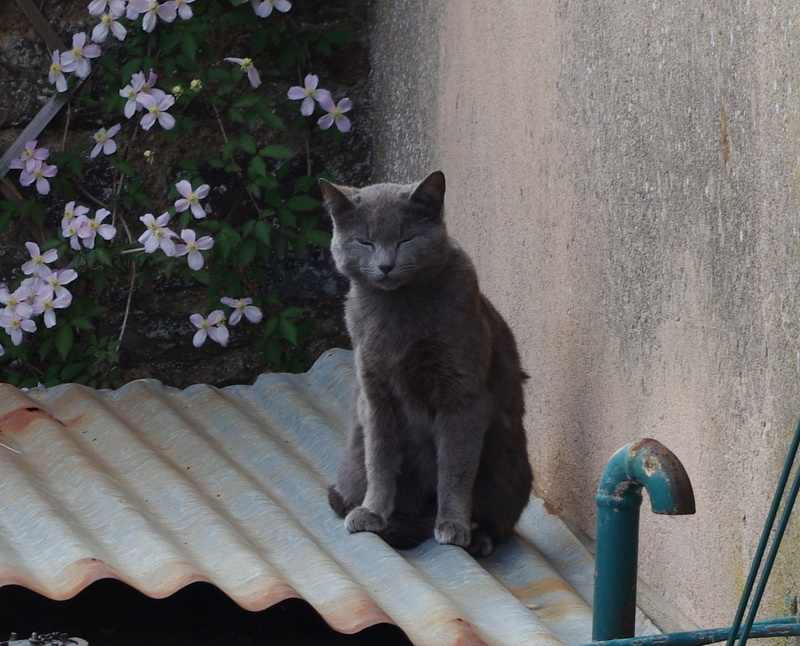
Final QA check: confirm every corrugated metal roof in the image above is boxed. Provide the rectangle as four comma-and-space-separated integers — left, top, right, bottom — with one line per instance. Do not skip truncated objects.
0, 348, 658, 646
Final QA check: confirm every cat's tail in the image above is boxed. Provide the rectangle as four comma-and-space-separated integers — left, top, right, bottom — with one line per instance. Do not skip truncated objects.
328, 486, 434, 550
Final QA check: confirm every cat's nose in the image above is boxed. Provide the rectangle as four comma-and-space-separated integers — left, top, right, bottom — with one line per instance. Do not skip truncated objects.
378, 263, 395, 275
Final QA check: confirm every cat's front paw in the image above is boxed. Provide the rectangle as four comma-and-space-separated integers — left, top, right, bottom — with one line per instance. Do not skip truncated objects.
435, 519, 470, 548
345, 506, 388, 534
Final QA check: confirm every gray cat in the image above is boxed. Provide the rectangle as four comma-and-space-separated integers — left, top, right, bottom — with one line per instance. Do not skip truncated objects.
320, 171, 532, 556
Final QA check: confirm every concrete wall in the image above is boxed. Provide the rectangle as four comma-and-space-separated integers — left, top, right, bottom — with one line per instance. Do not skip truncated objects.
371, 0, 800, 630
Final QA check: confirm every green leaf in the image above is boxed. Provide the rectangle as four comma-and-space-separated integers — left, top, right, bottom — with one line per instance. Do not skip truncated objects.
55, 324, 74, 360
60, 361, 88, 383
239, 132, 257, 154
88, 248, 112, 267
284, 195, 320, 212
239, 239, 257, 267
279, 46, 296, 72
69, 316, 93, 330
279, 318, 297, 345
180, 30, 198, 62
248, 155, 267, 180
278, 208, 295, 227
281, 306, 304, 318
254, 219, 271, 244
193, 269, 210, 285
116, 160, 134, 175
38, 335, 55, 360
294, 175, 321, 193
306, 229, 331, 246
217, 227, 243, 259
259, 144, 293, 159
261, 111, 285, 130
233, 93, 261, 109
264, 315, 279, 337
222, 139, 237, 161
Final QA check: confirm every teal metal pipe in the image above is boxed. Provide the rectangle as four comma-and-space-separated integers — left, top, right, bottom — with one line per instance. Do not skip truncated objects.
580, 616, 800, 646
593, 439, 696, 641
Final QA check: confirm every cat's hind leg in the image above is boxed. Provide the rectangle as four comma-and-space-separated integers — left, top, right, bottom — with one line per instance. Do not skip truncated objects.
468, 422, 533, 556
328, 419, 368, 518
328, 485, 355, 518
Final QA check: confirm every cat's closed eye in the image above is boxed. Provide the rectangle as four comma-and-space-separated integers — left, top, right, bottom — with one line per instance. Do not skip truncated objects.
398, 236, 416, 245
355, 238, 374, 248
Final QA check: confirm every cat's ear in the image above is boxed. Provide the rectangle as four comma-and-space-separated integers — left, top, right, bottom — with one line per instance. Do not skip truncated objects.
319, 179, 357, 220
409, 171, 446, 215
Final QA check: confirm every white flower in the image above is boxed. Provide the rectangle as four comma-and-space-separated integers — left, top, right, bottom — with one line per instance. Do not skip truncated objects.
174, 229, 214, 270
21, 242, 58, 278
221, 297, 262, 325
224, 57, 261, 88
174, 180, 210, 219
90, 124, 121, 158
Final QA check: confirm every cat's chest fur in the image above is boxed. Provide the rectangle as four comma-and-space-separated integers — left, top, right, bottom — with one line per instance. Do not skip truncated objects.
345, 255, 490, 412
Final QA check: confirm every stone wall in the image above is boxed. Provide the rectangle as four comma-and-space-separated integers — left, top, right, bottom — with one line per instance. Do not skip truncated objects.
372, 0, 800, 632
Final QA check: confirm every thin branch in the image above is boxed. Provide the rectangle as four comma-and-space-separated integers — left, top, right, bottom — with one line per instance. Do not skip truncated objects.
60, 99, 72, 153
212, 101, 230, 144
118, 258, 137, 345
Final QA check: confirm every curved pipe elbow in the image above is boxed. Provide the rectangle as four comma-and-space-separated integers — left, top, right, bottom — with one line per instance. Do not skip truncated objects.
593, 438, 696, 640
596, 438, 696, 515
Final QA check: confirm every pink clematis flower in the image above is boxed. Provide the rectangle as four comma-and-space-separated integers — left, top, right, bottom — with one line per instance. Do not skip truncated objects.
138, 212, 178, 255
173, 0, 195, 19
62, 201, 91, 227
62, 215, 90, 251
221, 297, 263, 325
132, 71, 166, 105
82, 209, 117, 249
175, 229, 214, 270
20, 161, 58, 195
0, 311, 36, 346
174, 180, 210, 219
60, 32, 101, 79
119, 70, 165, 119
10, 141, 50, 173
91, 8, 127, 43
119, 84, 140, 118
88, 0, 126, 17
138, 92, 176, 131
21, 242, 58, 278
224, 57, 261, 88
48, 51, 68, 92
190, 309, 229, 347
287, 74, 332, 116
127, 0, 177, 32
317, 95, 352, 133
32, 291, 72, 329
90, 124, 121, 158
252, 0, 291, 17
40, 268, 78, 301
0, 285, 33, 320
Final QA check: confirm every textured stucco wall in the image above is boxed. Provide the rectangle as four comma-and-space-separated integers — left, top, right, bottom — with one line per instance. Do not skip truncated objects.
371, 0, 800, 630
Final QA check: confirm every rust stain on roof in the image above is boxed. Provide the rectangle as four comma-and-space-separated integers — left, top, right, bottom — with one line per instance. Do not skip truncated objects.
0, 405, 60, 435
0, 349, 658, 646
